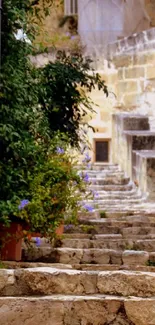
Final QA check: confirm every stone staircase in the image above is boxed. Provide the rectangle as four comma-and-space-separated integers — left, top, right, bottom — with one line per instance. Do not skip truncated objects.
1, 163, 155, 324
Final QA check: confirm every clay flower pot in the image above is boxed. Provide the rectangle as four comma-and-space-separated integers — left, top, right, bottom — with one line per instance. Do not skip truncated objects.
0, 222, 23, 261
55, 222, 64, 236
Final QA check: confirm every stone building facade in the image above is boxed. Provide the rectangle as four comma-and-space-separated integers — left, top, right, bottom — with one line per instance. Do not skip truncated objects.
33, 1, 155, 167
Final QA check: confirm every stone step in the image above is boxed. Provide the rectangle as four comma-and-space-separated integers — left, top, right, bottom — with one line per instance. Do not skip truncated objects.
61, 238, 155, 252
78, 163, 119, 171
23, 247, 151, 265
89, 183, 134, 191
87, 204, 155, 213
81, 171, 125, 178
3, 261, 155, 273
64, 233, 155, 240
83, 169, 121, 174
89, 177, 130, 185
82, 198, 144, 205
64, 223, 155, 235
78, 209, 155, 221
1, 294, 155, 325
86, 192, 142, 200
2, 268, 155, 298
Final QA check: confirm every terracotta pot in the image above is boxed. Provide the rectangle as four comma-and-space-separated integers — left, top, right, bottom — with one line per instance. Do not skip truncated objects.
25, 223, 64, 240
55, 223, 64, 236
0, 223, 23, 261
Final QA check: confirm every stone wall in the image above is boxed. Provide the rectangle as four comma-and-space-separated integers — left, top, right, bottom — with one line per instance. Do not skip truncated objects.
146, 0, 155, 27
112, 113, 155, 201
108, 28, 155, 128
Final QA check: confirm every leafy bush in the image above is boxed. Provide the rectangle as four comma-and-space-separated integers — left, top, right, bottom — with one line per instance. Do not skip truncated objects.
17, 144, 89, 238
39, 51, 108, 147
1, 0, 108, 242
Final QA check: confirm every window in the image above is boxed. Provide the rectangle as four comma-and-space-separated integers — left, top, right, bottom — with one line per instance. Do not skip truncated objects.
95, 140, 109, 162
64, 0, 78, 15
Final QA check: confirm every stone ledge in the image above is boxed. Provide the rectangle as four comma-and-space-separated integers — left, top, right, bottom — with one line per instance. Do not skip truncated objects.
0, 295, 155, 325
108, 27, 155, 58
113, 113, 150, 131
1, 268, 155, 298
132, 150, 155, 200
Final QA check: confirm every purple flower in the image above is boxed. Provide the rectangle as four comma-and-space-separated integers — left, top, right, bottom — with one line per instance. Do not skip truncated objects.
18, 199, 29, 210
87, 163, 91, 169
71, 35, 76, 40
56, 147, 65, 154
83, 204, 94, 212
84, 173, 89, 183
92, 190, 99, 198
36, 237, 41, 247
82, 152, 91, 163
64, 224, 73, 231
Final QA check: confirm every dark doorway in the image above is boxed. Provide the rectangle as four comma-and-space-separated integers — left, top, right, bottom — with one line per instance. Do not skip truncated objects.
95, 140, 109, 162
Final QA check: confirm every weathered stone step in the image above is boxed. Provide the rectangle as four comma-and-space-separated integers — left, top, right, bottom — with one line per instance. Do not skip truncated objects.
23, 247, 151, 265
3, 261, 155, 273
83, 169, 121, 174
2, 268, 155, 298
89, 177, 130, 185
79, 209, 155, 221
82, 171, 125, 178
1, 294, 155, 325
122, 227, 155, 236
83, 198, 144, 205
61, 238, 155, 251
89, 183, 134, 191
79, 163, 119, 171
89, 205, 155, 213
79, 218, 151, 225
86, 192, 142, 200
64, 223, 155, 235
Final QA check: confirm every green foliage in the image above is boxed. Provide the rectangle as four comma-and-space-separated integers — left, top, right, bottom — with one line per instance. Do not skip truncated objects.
17, 146, 88, 238
80, 224, 96, 234
1, 0, 108, 242
39, 51, 108, 147
100, 211, 107, 218
146, 260, 155, 267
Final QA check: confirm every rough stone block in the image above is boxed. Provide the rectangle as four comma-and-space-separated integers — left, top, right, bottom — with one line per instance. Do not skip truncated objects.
97, 270, 155, 297
125, 299, 155, 325
117, 81, 139, 94
133, 50, 155, 66
114, 54, 133, 68
57, 248, 83, 264
82, 249, 110, 264
146, 65, 155, 79
110, 251, 122, 265
123, 93, 141, 106
125, 66, 145, 79
14, 268, 97, 295
122, 250, 149, 265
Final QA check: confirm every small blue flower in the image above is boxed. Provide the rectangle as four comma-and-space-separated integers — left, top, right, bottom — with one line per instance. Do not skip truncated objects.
92, 190, 99, 198
71, 35, 76, 40
64, 224, 73, 231
18, 199, 29, 210
56, 147, 65, 154
83, 204, 94, 212
82, 152, 91, 163
36, 237, 41, 247
84, 173, 89, 183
